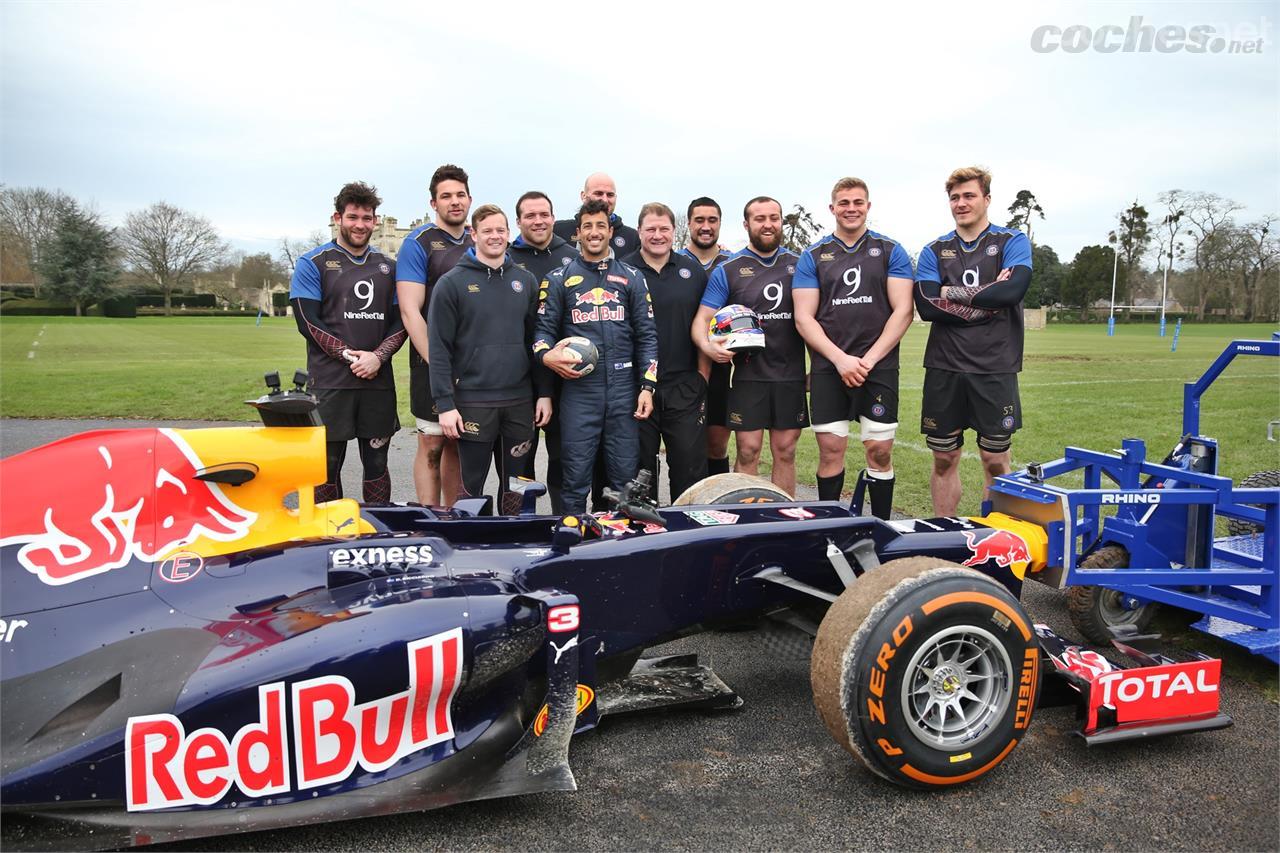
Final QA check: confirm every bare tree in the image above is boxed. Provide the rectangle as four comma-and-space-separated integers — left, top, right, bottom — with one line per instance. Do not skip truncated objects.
0, 185, 76, 296
119, 202, 229, 315
1232, 216, 1279, 322
1180, 191, 1244, 320
278, 230, 329, 274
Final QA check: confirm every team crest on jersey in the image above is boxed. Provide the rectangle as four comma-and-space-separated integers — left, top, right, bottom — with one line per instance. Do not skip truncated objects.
941, 249, 957, 259
872, 403, 886, 417
1002, 415, 1015, 429
868, 247, 882, 257
987, 245, 1000, 256
614, 237, 625, 247
787, 265, 795, 274
511, 280, 524, 293
379, 263, 391, 274
679, 268, 692, 279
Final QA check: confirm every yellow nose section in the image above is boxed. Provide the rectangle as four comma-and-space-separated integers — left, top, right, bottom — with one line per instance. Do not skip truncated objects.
163, 426, 373, 560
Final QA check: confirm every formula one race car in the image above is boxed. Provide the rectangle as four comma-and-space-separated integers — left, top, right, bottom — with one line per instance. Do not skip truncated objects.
0, 370, 1241, 850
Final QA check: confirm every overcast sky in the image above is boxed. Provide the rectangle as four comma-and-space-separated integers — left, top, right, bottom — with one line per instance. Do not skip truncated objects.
3, 0, 1276, 262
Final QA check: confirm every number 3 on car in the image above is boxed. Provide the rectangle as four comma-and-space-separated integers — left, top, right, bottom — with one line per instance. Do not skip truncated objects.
548, 605, 580, 633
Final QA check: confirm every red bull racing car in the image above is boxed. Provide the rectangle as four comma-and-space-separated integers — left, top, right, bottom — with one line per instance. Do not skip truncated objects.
0, 372, 1240, 850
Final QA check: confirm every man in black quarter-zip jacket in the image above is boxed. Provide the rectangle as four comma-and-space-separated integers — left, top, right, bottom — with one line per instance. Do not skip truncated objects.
428, 204, 551, 512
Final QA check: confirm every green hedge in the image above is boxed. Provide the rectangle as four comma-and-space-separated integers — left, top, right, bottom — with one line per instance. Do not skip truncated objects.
102, 296, 137, 318
136, 307, 260, 316
133, 294, 217, 308
0, 298, 76, 316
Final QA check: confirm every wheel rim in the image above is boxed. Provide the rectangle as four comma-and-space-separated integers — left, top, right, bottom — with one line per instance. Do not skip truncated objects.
900, 625, 1013, 749
1097, 589, 1148, 626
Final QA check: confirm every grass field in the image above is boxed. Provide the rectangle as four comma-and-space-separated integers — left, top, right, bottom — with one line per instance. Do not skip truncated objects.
2, 316, 1277, 517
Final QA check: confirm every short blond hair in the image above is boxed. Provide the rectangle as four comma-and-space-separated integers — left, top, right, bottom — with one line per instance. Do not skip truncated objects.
470, 204, 507, 229
831, 177, 869, 200
945, 167, 991, 196
637, 202, 676, 228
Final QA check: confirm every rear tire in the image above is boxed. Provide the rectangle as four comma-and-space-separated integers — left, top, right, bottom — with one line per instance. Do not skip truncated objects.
811, 557, 1039, 789
1225, 470, 1280, 537
672, 473, 792, 505
1066, 545, 1156, 644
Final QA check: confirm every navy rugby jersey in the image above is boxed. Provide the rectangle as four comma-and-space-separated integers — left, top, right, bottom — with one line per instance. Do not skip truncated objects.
397, 223, 473, 305
916, 225, 1032, 374
793, 230, 914, 372
700, 247, 804, 383
680, 246, 731, 273
290, 242, 398, 390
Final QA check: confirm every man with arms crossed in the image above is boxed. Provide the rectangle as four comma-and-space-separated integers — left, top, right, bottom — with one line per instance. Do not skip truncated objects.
693, 197, 808, 496
680, 197, 733, 477
428, 204, 551, 512
553, 172, 640, 258
290, 181, 406, 503
534, 200, 658, 516
397, 164, 473, 505
914, 166, 1033, 515
623, 202, 709, 500
509, 191, 576, 511
793, 177, 914, 519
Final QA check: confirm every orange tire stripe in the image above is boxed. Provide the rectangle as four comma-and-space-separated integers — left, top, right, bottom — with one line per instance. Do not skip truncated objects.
901, 738, 1019, 786
920, 592, 1032, 641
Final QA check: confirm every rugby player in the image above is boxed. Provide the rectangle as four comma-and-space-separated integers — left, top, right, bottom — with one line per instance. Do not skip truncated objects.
623, 202, 709, 500
914, 166, 1033, 515
397, 164, 473, 505
793, 177, 914, 518
509, 191, 576, 511
693, 197, 807, 496
290, 181, 405, 503
553, 172, 640, 258
428, 204, 550, 512
680, 197, 733, 477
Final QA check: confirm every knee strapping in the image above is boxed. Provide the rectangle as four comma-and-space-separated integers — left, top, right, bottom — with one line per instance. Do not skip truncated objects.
925, 432, 964, 453
977, 433, 1012, 453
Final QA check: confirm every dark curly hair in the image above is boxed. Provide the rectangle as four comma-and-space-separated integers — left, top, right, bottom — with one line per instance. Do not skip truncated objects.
334, 181, 381, 214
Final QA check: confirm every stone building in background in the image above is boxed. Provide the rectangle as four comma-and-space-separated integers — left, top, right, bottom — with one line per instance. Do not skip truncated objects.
328, 213, 430, 260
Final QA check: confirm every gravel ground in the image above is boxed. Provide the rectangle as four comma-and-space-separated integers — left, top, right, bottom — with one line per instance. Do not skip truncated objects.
2, 419, 1276, 852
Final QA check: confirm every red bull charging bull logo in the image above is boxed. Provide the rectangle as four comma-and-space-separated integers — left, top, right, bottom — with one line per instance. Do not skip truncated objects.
0, 428, 257, 585
961, 529, 1032, 574
571, 287, 625, 324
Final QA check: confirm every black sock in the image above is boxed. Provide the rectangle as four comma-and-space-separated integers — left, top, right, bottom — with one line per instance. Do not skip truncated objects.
867, 472, 895, 520
817, 470, 845, 501
707, 456, 731, 476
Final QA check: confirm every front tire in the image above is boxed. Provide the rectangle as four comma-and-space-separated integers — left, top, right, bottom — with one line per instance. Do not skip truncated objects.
672, 472, 792, 505
811, 558, 1039, 788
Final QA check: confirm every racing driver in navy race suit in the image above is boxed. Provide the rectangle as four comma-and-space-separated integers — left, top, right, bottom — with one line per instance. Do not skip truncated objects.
533, 199, 658, 516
